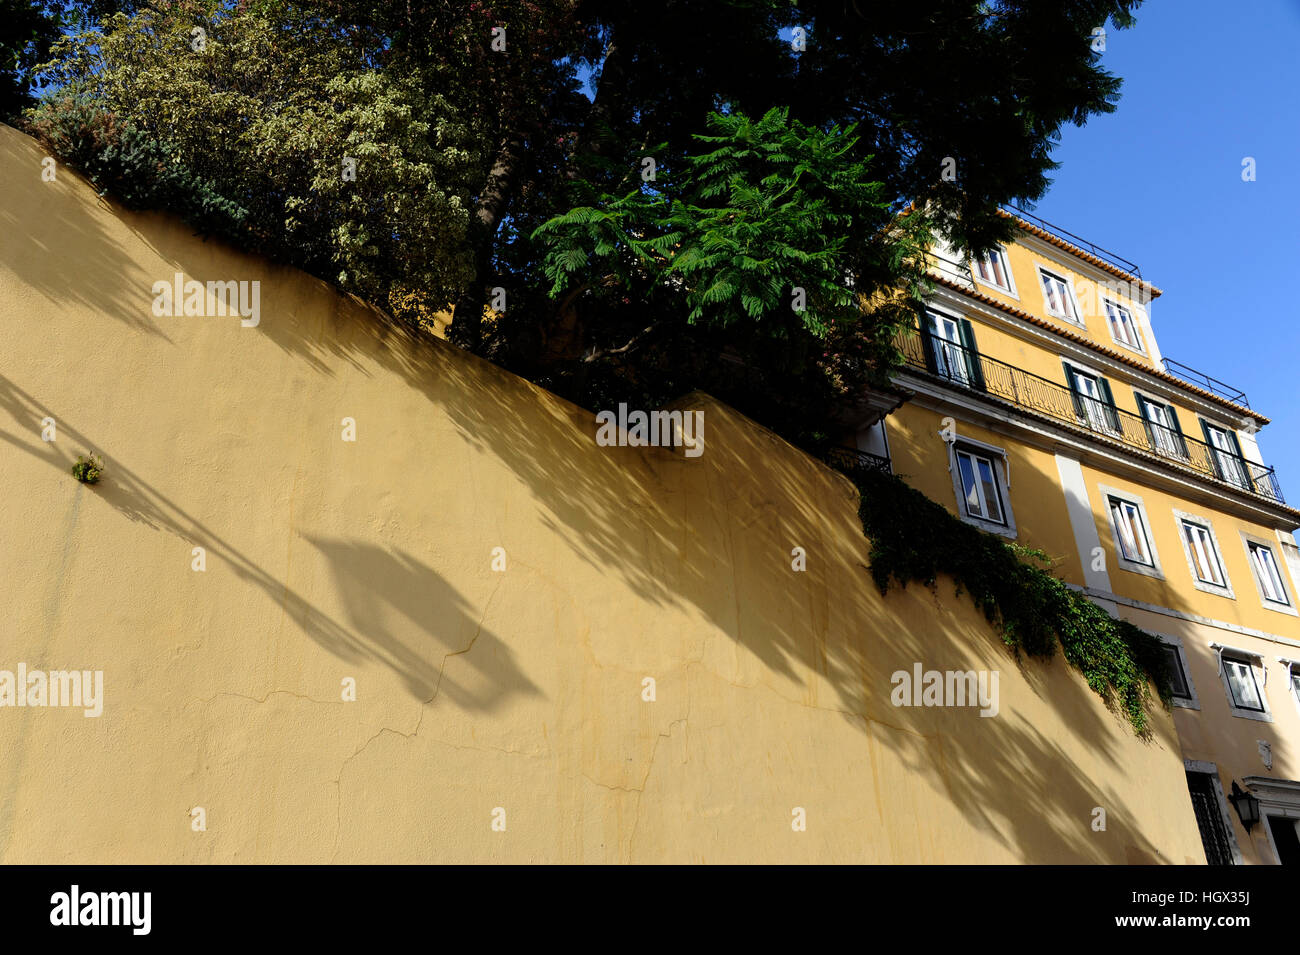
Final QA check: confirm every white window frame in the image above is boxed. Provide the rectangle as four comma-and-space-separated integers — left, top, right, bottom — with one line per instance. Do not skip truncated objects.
1098, 484, 1163, 579
945, 436, 1017, 539
1279, 658, 1300, 720
1038, 267, 1084, 326
927, 309, 974, 387
971, 246, 1018, 297
1172, 509, 1234, 599
1240, 532, 1297, 616
1157, 634, 1199, 710
955, 449, 1005, 524
1103, 298, 1145, 353
1212, 643, 1273, 722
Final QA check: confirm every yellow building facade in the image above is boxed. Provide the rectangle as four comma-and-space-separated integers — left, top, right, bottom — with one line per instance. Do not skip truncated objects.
855, 212, 1300, 864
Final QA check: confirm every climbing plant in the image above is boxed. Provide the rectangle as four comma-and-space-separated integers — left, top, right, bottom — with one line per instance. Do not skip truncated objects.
845, 464, 1173, 735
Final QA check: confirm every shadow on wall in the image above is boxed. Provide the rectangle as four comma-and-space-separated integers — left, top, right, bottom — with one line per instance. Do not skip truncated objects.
0, 124, 1185, 863
0, 139, 172, 341
0, 374, 539, 713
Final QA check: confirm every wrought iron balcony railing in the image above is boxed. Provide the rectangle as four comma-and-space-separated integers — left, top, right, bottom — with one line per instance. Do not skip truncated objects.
824, 446, 892, 481
894, 325, 1285, 505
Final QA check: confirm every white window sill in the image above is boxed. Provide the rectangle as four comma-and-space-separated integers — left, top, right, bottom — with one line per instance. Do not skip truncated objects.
973, 277, 1018, 300
960, 514, 1017, 539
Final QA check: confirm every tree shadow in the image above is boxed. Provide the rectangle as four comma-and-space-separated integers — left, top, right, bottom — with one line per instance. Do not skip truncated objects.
0, 373, 537, 711
0, 120, 1190, 862
304, 536, 539, 708
0, 128, 173, 340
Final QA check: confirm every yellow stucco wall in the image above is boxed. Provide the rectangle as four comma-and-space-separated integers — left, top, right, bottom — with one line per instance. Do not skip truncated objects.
1127, 605, 1300, 865
1077, 463, 1300, 631
973, 238, 1159, 370
884, 402, 1084, 577
0, 124, 1209, 863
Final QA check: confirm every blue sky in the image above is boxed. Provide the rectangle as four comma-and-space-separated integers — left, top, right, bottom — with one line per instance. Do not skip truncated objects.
1028, 0, 1300, 492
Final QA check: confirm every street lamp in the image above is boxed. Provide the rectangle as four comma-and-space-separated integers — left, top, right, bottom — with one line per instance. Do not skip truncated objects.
1229, 781, 1261, 832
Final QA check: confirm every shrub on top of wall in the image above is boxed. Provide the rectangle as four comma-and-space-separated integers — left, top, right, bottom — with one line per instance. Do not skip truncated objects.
26, 96, 251, 238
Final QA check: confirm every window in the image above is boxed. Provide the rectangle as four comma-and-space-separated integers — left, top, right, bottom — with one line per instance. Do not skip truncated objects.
1039, 268, 1081, 323
925, 311, 979, 387
1222, 655, 1265, 712
1174, 511, 1234, 599
1064, 362, 1120, 434
1109, 496, 1153, 566
1202, 421, 1249, 490
1104, 300, 1144, 351
1162, 643, 1193, 703
1248, 541, 1290, 606
955, 449, 1005, 524
973, 248, 1015, 294
1282, 661, 1300, 713
947, 439, 1016, 537
1185, 770, 1237, 865
1135, 394, 1186, 458
1214, 643, 1274, 721
1100, 485, 1162, 578
1182, 520, 1225, 586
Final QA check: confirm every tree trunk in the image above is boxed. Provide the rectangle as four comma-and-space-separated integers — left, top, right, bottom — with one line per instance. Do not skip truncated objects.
453, 129, 525, 351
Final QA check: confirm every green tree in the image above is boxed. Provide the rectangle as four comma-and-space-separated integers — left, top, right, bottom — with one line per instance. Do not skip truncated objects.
0, 2, 140, 121
27, 0, 1144, 447
30, 1, 481, 309
529, 107, 931, 442
0, 0, 59, 121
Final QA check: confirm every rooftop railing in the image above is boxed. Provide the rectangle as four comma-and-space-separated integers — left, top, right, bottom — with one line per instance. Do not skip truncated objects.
894, 324, 1285, 506
1005, 205, 1144, 279
1160, 357, 1250, 408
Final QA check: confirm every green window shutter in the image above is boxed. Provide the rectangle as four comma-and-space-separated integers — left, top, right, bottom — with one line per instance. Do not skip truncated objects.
1226, 428, 1245, 459
919, 310, 938, 374
1199, 420, 1223, 479
1062, 362, 1085, 418
1098, 377, 1121, 431
958, 319, 986, 392
1134, 393, 1155, 448
1165, 403, 1189, 456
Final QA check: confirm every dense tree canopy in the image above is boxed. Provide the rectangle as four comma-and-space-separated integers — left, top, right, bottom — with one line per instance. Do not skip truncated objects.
21, 0, 1142, 447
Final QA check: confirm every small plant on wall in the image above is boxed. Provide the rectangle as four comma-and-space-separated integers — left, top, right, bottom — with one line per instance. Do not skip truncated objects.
71, 452, 104, 485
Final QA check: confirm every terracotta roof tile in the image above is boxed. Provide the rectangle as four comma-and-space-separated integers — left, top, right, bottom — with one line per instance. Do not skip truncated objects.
998, 209, 1164, 299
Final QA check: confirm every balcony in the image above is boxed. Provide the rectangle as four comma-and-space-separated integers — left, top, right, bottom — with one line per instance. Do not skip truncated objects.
894, 324, 1286, 506
824, 446, 892, 481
